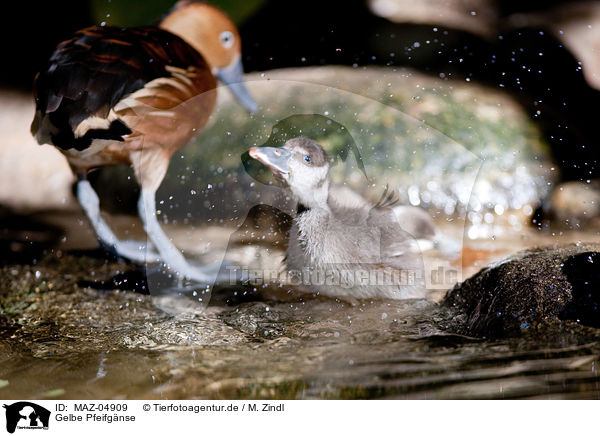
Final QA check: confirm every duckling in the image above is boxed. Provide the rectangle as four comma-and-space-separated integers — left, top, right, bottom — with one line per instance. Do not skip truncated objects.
249, 137, 436, 300
31, 0, 256, 282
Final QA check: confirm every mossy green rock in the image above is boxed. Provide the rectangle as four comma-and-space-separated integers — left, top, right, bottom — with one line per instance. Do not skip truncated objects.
94, 66, 555, 227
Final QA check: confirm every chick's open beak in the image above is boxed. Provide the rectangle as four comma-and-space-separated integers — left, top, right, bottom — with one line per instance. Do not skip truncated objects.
217, 55, 258, 113
248, 146, 291, 179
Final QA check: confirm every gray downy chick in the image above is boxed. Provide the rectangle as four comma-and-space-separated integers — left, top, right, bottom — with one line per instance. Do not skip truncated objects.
249, 137, 435, 299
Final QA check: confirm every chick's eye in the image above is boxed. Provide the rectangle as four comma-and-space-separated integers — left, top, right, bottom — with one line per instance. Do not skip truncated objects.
304, 155, 312, 163
219, 31, 235, 48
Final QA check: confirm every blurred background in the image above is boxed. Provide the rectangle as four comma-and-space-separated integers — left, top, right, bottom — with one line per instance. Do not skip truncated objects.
3, 0, 599, 181
2, 0, 600, 229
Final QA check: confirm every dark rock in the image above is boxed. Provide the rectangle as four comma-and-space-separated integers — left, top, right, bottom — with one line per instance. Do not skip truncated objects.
444, 243, 600, 338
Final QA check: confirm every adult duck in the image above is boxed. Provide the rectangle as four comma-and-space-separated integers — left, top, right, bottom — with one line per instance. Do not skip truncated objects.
31, 0, 257, 282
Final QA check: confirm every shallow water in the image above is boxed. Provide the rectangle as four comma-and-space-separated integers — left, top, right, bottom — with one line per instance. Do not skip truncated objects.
1, 210, 600, 400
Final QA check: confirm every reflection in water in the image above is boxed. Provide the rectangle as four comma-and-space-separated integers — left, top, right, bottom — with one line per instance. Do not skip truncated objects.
0, 213, 599, 399
2, 294, 600, 400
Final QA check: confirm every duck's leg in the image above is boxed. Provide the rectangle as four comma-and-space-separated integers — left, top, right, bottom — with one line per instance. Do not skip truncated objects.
76, 176, 160, 263
137, 188, 220, 282
132, 149, 220, 283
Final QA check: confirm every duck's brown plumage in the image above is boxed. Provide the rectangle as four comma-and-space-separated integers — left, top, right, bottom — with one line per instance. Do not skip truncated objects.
29, 2, 255, 282
31, 25, 216, 156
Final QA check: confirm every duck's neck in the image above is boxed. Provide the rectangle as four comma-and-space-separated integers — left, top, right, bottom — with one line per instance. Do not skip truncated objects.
159, 7, 212, 67
292, 178, 330, 214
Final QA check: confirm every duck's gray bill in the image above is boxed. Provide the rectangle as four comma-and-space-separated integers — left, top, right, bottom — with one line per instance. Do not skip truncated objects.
217, 57, 258, 113
248, 146, 291, 176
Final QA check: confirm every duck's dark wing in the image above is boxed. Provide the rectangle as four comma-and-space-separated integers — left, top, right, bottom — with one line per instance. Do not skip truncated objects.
31, 25, 209, 151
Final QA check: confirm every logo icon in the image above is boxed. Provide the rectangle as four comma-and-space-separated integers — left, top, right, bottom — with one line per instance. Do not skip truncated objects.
3, 402, 50, 434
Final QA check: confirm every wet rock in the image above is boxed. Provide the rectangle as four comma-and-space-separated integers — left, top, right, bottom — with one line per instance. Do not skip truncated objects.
219, 302, 286, 339
444, 243, 600, 338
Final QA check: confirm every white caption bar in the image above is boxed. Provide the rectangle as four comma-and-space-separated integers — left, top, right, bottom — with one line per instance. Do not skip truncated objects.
0, 400, 596, 435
